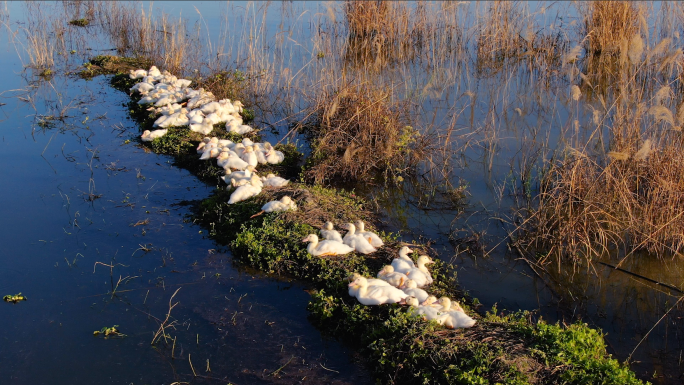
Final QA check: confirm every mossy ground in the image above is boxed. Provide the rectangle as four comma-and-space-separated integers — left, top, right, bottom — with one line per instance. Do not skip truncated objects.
96, 58, 646, 385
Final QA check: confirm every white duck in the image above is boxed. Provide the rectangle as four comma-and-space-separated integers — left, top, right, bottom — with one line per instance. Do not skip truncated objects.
129, 69, 148, 79
435, 297, 476, 329
264, 142, 285, 164
223, 166, 255, 184
220, 152, 249, 170
342, 223, 377, 254
320, 221, 343, 243
196, 137, 212, 153
261, 196, 297, 213
261, 174, 289, 188
240, 145, 259, 167
348, 272, 391, 297
348, 276, 407, 306
199, 146, 220, 160
391, 246, 416, 274
227, 176, 262, 204
131, 81, 154, 93
377, 265, 407, 288
401, 279, 429, 304
405, 296, 444, 323
190, 121, 214, 135
147, 66, 161, 77
227, 120, 254, 135
140, 129, 168, 142
301, 234, 354, 257
405, 256, 434, 287
355, 220, 384, 248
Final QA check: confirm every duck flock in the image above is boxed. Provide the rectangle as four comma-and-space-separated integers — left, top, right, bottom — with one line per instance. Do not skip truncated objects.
128, 66, 291, 209
304, 221, 476, 329
128, 66, 475, 330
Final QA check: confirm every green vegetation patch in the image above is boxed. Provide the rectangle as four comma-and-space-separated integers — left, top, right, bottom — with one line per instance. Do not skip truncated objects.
194, 184, 642, 384
3, 293, 27, 304
80, 55, 152, 80
69, 18, 90, 27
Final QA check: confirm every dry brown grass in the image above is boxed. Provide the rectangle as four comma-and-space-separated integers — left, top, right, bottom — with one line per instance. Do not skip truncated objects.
302, 83, 421, 184
517, 33, 684, 262
94, 2, 201, 76
582, 1, 644, 56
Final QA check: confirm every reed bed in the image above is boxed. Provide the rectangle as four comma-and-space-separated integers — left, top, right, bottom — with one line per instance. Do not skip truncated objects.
517, 22, 684, 263
23, 0, 684, 266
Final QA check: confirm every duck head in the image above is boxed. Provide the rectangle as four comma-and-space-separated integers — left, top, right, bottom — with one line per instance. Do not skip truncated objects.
416, 255, 434, 267
420, 295, 438, 306
322, 221, 334, 230
437, 297, 451, 311
404, 296, 419, 307
301, 234, 319, 243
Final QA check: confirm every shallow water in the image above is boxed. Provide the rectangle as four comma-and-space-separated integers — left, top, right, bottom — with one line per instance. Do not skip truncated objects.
0, 38, 370, 385
2, 1, 684, 383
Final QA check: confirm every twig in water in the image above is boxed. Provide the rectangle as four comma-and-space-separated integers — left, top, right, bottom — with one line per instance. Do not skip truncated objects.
626, 295, 684, 363
319, 363, 339, 373
270, 355, 294, 377
189, 354, 197, 377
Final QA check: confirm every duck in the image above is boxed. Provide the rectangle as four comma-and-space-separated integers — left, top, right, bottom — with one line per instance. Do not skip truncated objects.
401, 279, 429, 304
227, 176, 262, 204
187, 109, 205, 125
199, 145, 220, 160
173, 78, 192, 89
231, 177, 251, 187
157, 109, 189, 128
216, 151, 235, 168
263, 142, 285, 164
131, 81, 154, 93
255, 146, 268, 164
187, 90, 215, 110
240, 145, 259, 167
196, 137, 211, 153
342, 223, 377, 254
147, 66, 161, 77
405, 256, 434, 287
261, 196, 297, 213
227, 119, 254, 135
354, 220, 384, 248
223, 166, 255, 184
129, 69, 148, 79
190, 121, 214, 135
218, 152, 249, 170
140, 129, 168, 142
377, 265, 407, 288
320, 221, 343, 243
434, 297, 476, 329
404, 296, 444, 323
301, 234, 354, 257
391, 246, 416, 274
348, 276, 407, 306
261, 174, 289, 188
348, 273, 391, 297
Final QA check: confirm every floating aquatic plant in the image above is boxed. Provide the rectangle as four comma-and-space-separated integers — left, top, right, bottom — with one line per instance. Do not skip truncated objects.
3, 293, 27, 304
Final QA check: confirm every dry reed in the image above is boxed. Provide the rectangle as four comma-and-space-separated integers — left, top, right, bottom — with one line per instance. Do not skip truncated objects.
582, 1, 643, 55
303, 83, 420, 184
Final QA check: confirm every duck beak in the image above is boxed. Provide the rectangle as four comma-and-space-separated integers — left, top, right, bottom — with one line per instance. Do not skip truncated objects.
348, 281, 357, 287
301, 236, 309, 242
